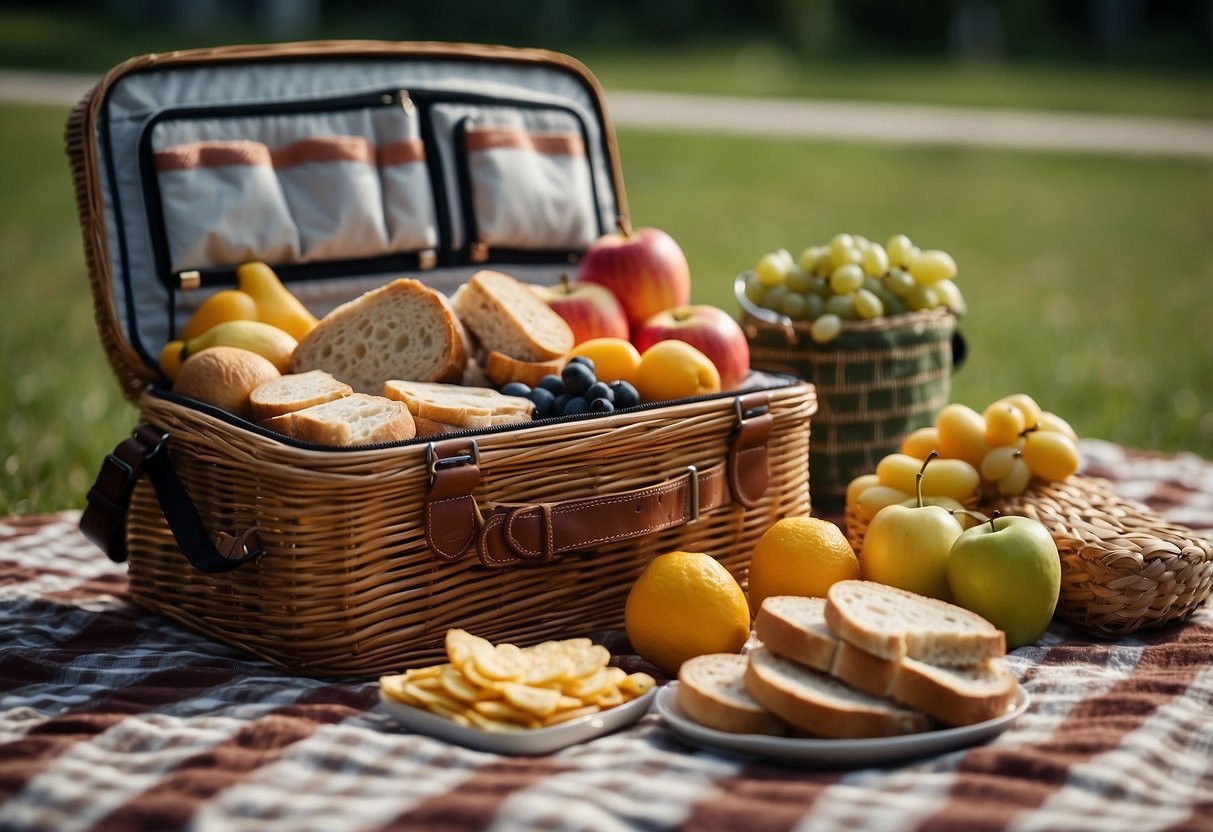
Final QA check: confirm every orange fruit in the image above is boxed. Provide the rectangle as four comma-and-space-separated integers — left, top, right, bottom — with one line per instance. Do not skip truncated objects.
624, 550, 750, 675
571, 337, 642, 385
747, 516, 860, 609
634, 340, 720, 403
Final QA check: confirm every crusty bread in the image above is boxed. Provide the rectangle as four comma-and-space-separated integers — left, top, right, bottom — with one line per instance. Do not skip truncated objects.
753, 596, 837, 672
825, 580, 1006, 666
260, 393, 415, 446
677, 653, 787, 736
744, 647, 933, 739
451, 270, 574, 361
383, 380, 532, 429
758, 594, 1014, 727
483, 350, 567, 388
173, 346, 281, 420
291, 278, 468, 393
249, 370, 352, 421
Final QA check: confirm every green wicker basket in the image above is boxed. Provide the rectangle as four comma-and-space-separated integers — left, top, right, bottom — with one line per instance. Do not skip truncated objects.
739, 283, 959, 508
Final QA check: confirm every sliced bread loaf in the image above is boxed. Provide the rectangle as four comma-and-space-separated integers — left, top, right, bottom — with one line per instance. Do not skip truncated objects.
825, 580, 1006, 666
452, 270, 574, 361
383, 380, 533, 429
260, 393, 415, 446
677, 653, 787, 736
483, 350, 567, 389
759, 594, 1015, 727
249, 370, 352, 421
744, 646, 933, 739
291, 278, 468, 393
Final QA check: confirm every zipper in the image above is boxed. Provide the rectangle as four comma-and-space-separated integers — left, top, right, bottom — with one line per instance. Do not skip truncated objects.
140, 86, 608, 293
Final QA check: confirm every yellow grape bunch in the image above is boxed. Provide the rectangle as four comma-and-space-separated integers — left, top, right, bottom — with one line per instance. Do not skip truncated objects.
901, 393, 1081, 498
740, 232, 966, 344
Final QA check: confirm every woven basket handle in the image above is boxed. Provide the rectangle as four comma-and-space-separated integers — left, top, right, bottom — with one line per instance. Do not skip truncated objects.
464, 393, 773, 568
80, 426, 263, 573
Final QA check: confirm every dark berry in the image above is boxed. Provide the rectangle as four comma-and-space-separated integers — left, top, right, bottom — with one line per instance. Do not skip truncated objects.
585, 381, 613, 403
500, 381, 531, 398
568, 355, 595, 373
527, 386, 556, 419
609, 380, 641, 409
537, 374, 565, 395
562, 396, 591, 416
561, 362, 596, 396
589, 398, 615, 414
553, 393, 572, 414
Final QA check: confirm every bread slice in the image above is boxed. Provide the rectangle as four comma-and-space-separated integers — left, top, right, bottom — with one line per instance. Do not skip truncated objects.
383, 380, 532, 429
677, 653, 787, 736
752, 596, 837, 672
744, 647, 932, 739
451, 270, 574, 361
483, 350, 566, 388
249, 370, 352, 421
758, 594, 1015, 727
291, 278, 468, 393
260, 393, 415, 446
825, 580, 1005, 666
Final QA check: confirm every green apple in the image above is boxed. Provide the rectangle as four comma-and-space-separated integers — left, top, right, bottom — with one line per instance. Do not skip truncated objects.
861, 451, 964, 601
946, 513, 1061, 649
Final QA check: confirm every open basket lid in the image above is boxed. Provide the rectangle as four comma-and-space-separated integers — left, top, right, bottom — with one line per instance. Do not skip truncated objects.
65, 40, 630, 402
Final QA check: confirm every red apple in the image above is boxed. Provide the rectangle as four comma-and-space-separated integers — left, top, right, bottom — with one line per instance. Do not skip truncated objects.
577, 220, 691, 329
532, 275, 629, 345
633, 304, 751, 390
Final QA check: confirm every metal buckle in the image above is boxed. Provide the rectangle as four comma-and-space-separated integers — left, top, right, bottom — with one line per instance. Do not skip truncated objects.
686, 464, 700, 522
733, 396, 768, 426
215, 527, 265, 562
426, 439, 480, 486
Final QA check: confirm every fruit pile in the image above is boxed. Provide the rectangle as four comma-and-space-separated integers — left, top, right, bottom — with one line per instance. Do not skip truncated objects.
501, 356, 641, 419
741, 233, 965, 343
847, 393, 1082, 521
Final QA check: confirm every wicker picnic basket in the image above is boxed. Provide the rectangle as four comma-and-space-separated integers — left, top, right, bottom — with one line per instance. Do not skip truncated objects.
845, 475, 1213, 636
67, 41, 817, 676
739, 288, 958, 508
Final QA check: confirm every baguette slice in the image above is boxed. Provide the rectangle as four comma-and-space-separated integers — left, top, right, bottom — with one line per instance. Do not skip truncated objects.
249, 370, 352, 421
759, 594, 1015, 727
745, 647, 932, 739
678, 653, 787, 736
825, 580, 1006, 666
452, 270, 574, 361
483, 350, 567, 389
261, 393, 415, 446
383, 380, 533, 429
291, 278, 468, 393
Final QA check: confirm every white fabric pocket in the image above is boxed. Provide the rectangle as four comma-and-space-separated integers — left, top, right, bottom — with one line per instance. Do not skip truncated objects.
463, 122, 599, 252
154, 140, 301, 273
378, 137, 438, 254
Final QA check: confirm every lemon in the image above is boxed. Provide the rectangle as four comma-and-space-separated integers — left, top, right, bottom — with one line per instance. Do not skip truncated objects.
747, 516, 860, 609
624, 551, 750, 675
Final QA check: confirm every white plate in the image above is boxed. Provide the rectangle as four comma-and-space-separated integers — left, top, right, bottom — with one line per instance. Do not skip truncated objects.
654, 682, 1029, 767
379, 686, 656, 756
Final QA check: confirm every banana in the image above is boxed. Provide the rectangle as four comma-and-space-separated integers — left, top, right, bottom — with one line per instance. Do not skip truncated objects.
180, 289, 258, 342
181, 320, 298, 374
237, 261, 319, 340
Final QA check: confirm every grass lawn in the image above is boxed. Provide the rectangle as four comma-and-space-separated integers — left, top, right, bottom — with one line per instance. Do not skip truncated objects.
1, 53, 1211, 514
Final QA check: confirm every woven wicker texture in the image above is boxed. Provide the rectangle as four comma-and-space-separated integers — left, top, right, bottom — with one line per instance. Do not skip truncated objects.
745, 308, 955, 506
846, 475, 1212, 637
126, 385, 815, 677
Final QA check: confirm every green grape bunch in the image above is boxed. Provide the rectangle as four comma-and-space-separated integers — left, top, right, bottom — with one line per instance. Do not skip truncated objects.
739, 233, 966, 344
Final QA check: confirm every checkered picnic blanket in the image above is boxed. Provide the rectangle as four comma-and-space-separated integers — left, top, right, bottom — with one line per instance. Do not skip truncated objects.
2, 438, 1211, 832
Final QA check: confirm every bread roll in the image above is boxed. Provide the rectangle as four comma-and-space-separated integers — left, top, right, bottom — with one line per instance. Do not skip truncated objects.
173, 346, 281, 419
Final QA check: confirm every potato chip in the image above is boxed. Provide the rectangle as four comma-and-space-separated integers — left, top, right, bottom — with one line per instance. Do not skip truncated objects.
566, 644, 611, 679
472, 641, 527, 681
440, 666, 482, 703
565, 667, 611, 700
446, 629, 491, 669
460, 659, 506, 695
620, 672, 656, 698
466, 709, 527, 733
403, 680, 466, 713
594, 686, 624, 708
518, 652, 572, 687
502, 682, 563, 717
379, 675, 421, 706
404, 663, 447, 681
471, 701, 539, 729
541, 704, 600, 726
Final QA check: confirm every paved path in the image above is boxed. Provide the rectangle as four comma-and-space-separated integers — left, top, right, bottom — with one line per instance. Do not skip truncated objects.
4, 68, 1211, 159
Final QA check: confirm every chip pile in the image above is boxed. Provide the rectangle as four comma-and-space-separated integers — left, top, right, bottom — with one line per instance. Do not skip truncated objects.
379, 629, 657, 732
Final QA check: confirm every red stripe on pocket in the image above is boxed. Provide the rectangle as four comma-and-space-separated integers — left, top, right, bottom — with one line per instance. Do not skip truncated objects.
154, 140, 273, 172
466, 126, 585, 157
378, 138, 427, 166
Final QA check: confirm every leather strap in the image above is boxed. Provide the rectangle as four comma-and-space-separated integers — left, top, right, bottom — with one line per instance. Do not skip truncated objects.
80, 425, 263, 573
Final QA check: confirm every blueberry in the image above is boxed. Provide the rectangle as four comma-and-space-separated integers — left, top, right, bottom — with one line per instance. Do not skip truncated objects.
553, 393, 572, 414
537, 374, 565, 396
589, 397, 615, 414
561, 362, 596, 396
585, 381, 613, 403
500, 381, 531, 398
609, 380, 641, 409
562, 396, 591, 416
527, 386, 556, 419
568, 355, 595, 373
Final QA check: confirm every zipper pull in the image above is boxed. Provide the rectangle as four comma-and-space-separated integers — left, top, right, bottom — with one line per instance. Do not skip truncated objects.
397, 90, 415, 116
